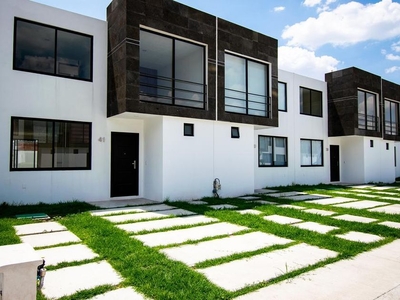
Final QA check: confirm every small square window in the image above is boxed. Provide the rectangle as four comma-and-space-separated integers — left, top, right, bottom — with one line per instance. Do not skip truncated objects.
231, 127, 240, 138
184, 123, 194, 136
386, 143, 389, 150
370, 140, 374, 147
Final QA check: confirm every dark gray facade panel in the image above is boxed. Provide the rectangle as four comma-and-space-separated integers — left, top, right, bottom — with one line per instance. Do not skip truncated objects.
107, 0, 278, 126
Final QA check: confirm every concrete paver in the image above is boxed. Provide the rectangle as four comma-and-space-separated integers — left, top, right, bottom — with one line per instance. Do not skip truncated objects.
283, 194, 328, 201
42, 261, 121, 299
357, 194, 379, 198
263, 215, 303, 225
253, 200, 277, 205
14, 221, 66, 236
292, 222, 339, 234
133, 222, 248, 247
91, 204, 176, 216
116, 215, 218, 233
235, 239, 400, 300
161, 232, 292, 266
208, 204, 238, 210
186, 200, 208, 205
332, 214, 377, 223
369, 204, 400, 214
334, 200, 390, 209
277, 204, 306, 210
268, 191, 306, 198
89, 287, 148, 300
236, 209, 262, 215
238, 196, 260, 200
351, 189, 372, 193
370, 186, 393, 190
303, 209, 336, 216
381, 196, 400, 201
375, 192, 398, 196
35, 244, 99, 266
308, 197, 358, 205
350, 185, 375, 188
103, 209, 196, 223
378, 221, 400, 229
254, 189, 279, 194
336, 231, 383, 243
199, 243, 337, 291
20, 231, 81, 248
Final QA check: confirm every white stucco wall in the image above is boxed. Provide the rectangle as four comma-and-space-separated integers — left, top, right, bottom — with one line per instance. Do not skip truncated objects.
329, 136, 395, 184
254, 70, 329, 188
0, 0, 108, 204
160, 117, 254, 201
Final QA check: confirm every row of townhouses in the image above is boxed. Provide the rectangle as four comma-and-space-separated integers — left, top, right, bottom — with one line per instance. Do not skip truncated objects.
1, 0, 399, 204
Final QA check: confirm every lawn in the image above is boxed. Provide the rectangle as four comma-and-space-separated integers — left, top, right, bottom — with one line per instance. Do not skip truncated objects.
1, 184, 400, 299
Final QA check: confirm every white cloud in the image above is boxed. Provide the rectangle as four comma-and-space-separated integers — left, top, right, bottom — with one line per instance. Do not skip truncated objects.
385, 66, 400, 73
303, 0, 322, 7
386, 54, 400, 61
274, 6, 285, 12
278, 46, 340, 80
381, 49, 387, 55
282, 0, 400, 50
392, 41, 400, 52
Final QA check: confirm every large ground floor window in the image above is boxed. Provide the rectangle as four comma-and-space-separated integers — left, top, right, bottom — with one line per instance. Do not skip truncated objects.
10, 117, 91, 170
301, 139, 323, 166
259, 136, 287, 167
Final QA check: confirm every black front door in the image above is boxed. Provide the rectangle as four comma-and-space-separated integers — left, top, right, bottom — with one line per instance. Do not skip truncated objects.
330, 145, 340, 182
111, 132, 139, 197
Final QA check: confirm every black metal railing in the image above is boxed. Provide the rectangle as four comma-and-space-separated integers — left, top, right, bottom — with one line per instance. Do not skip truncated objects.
385, 120, 398, 135
139, 73, 206, 109
358, 113, 379, 131
225, 88, 269, 117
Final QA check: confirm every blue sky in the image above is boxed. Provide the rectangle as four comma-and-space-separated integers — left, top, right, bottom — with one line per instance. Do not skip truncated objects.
33, 0, 400, 83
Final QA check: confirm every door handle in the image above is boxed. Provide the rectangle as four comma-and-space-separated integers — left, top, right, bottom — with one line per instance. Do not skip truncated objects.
132, 160, 137, 169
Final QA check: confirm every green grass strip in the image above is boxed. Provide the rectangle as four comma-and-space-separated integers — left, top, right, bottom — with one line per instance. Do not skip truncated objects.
60, 213, 231, 300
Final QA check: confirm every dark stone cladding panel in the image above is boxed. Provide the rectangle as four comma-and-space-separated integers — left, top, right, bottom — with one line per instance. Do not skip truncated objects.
216, 18, 278, 127
382, 79, 400, 101
107, 0, 217, 120
325, 67, 383, 137
382, 79, 400, 141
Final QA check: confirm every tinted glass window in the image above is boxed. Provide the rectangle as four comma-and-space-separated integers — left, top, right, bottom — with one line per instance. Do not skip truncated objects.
11, 117, 91, 170
14, 19, 93, 81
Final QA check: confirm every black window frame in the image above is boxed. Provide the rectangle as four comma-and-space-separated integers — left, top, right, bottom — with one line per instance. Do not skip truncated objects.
10, 116, 92, 171
139, 29, 207, 109
13, 18, 93, 82
224, 53, 270, 117
278, 81, 287, 112
183, 123, 194, 137
300, 87, 323, 117
300, 138, 323, 167
358, 89, 378, 131
384, 99, 399, 135
258, 135, 288, 167
231, 127, 240, 139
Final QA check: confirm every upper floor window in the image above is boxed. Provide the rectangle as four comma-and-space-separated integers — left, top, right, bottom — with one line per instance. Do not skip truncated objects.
13, 18, 93, 81
278, 82, 287, 111
301, 139, 323, 167
139, 29, 205, 109
385, 99, 398, 135
225, 53, 269, 117
358, 90, 378, 131
259, 136, 287, 167
300, 87, 322, 117
11, 117, 91, 170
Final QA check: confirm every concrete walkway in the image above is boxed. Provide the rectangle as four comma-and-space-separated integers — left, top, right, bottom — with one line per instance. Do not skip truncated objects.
236, 239, 400, 300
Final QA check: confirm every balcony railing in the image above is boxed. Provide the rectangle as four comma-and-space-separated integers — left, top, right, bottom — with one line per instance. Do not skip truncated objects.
358, 113, 379, 131
225, 88, 270, 117
139, 73, 206, 109
385, 120, 398, 136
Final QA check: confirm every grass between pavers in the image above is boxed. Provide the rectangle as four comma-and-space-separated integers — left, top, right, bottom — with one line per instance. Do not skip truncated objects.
1, 184, 399, 299
60, 213, 231, 300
